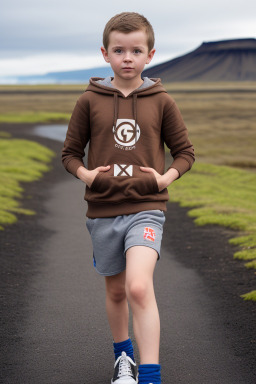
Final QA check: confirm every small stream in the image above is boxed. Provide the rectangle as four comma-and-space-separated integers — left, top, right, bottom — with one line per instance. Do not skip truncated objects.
34, 124, 88, 166
34, 124, 68, 142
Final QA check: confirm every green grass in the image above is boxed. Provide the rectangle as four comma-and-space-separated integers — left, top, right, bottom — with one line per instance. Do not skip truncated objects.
240, 291, 256, 302
0, 131, 12, 138
0, 136, 55, 229
170, 163, 256, 234
245, 260, 256, 269
170, 163, 256, 301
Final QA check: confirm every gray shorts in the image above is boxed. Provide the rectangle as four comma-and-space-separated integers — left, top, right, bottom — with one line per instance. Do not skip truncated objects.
86, 210, 165, 276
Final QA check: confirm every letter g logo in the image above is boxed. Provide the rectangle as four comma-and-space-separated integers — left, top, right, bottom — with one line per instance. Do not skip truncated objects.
113, 119, 140, 147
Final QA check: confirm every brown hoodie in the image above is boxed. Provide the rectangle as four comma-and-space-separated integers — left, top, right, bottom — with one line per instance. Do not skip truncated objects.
62, 77, 195, 218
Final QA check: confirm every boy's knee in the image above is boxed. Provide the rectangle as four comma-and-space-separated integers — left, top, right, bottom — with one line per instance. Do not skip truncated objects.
126, 280, 149, 308
106, 281, 126, 303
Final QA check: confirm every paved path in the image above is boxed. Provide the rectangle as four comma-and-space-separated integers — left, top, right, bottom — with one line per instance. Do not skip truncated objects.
1, 169, 254, 383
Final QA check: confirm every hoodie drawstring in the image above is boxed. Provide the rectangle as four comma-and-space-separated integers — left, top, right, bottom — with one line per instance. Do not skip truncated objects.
113, 92, 119, 132
132, 94, 138, 143
113, 92, 138, 142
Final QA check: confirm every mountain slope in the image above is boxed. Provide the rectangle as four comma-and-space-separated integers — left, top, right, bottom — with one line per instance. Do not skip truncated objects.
143, 38, 256, 82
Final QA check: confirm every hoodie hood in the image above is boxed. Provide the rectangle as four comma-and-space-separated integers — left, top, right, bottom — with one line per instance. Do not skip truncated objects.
86, 77, 167, 136
96, 76, 155, 90
86, 77, 167, 97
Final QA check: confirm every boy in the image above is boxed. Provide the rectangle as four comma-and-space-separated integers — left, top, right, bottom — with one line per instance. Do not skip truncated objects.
62, 12, 195, 384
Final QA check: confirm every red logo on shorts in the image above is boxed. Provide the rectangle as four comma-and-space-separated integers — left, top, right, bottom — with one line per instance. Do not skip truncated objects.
144, 227, 156, 242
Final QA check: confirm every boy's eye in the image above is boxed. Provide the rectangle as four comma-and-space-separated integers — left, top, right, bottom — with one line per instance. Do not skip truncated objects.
114, 49, 122, 54
134, 49, 142, 54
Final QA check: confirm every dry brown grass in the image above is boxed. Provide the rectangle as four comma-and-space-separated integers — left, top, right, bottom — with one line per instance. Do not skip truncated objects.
0, 82, 255, 169
0, 85, 84, 114
167, 84, 256, 169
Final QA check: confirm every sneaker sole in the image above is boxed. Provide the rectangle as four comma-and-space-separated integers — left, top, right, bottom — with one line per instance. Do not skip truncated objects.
111, 379, 137, 384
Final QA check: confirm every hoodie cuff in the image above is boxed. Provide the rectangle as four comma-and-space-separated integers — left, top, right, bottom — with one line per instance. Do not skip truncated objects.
66, 159, 85, 178
168, 157, 192, 178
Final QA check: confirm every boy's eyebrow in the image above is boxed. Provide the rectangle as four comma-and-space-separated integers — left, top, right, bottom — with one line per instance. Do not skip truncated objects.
111, 45, 146, 50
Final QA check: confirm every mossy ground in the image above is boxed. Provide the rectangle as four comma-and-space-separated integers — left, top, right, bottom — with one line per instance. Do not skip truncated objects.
169, 163, 256, 301
170, 163, 256, 262
0, 136, 55, 229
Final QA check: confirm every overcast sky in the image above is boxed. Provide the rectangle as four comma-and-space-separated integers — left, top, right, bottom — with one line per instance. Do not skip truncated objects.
1, 0, 255, 77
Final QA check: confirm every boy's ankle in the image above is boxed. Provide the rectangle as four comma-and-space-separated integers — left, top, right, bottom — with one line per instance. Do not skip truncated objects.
113, 338, 135, 361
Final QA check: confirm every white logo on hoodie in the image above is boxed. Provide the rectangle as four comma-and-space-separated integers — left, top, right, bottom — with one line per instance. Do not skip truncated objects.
113, 119, 140, 148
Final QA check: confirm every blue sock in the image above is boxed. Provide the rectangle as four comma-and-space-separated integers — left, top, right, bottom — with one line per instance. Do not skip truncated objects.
138, 364, 161, 384
113, 338, 134, 361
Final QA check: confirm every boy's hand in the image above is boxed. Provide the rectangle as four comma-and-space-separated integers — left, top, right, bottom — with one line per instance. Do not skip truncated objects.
77, 165, 110, 187
140, 166, 179, 192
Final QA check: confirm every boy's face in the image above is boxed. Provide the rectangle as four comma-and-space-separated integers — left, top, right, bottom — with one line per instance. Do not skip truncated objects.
101, 29, 155, 83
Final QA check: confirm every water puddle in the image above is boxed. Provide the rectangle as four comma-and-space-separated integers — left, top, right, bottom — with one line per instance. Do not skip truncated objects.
34, 125, 67, 142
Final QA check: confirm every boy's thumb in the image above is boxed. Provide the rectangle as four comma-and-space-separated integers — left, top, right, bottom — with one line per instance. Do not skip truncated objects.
98, 165, 110, 172
140, 166, 152, 173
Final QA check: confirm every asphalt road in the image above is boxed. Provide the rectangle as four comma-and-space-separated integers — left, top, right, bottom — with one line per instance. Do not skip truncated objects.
0, 127, 255, 383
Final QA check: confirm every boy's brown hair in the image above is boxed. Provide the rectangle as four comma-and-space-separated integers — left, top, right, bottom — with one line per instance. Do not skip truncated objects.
103, 12, 155, 52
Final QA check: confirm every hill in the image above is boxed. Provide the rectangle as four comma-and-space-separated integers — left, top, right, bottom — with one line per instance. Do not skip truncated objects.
2, 66, 113, 85
143, 38, 256, 82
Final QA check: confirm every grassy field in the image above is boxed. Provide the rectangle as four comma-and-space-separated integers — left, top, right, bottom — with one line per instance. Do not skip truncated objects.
0, 82, 255, 301
0, 84, 84, 123
1, 82, 255, 168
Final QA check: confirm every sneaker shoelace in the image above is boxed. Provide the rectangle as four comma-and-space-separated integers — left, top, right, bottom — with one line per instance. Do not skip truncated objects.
116, 352, 134, 377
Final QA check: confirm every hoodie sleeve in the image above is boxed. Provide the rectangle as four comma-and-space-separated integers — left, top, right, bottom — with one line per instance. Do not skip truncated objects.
162, 98, 195, 177
62, 97, 90, 177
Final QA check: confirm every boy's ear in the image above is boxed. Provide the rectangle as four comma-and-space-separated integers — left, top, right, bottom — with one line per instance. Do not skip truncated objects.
101, 47, 110, 63
146, 48, 156, 65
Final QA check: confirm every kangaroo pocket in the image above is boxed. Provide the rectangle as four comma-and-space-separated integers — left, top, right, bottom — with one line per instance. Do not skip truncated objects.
85, 164, 161, 204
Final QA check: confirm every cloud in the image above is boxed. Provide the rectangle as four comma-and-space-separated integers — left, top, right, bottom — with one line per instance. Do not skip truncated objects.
1, 0, 255, 75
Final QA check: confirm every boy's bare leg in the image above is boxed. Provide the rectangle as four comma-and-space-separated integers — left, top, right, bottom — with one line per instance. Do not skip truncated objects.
105, 270, 129, 342
125, 246, 159, 364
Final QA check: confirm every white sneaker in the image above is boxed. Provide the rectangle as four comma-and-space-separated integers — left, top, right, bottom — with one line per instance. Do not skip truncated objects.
111, 351, 137, 383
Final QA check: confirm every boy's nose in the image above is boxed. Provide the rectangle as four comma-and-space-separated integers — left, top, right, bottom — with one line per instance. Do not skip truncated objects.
123, 52, 132, 62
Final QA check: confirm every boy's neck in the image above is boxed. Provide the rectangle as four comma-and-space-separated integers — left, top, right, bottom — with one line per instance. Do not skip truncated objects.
111, 77, 144, 97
